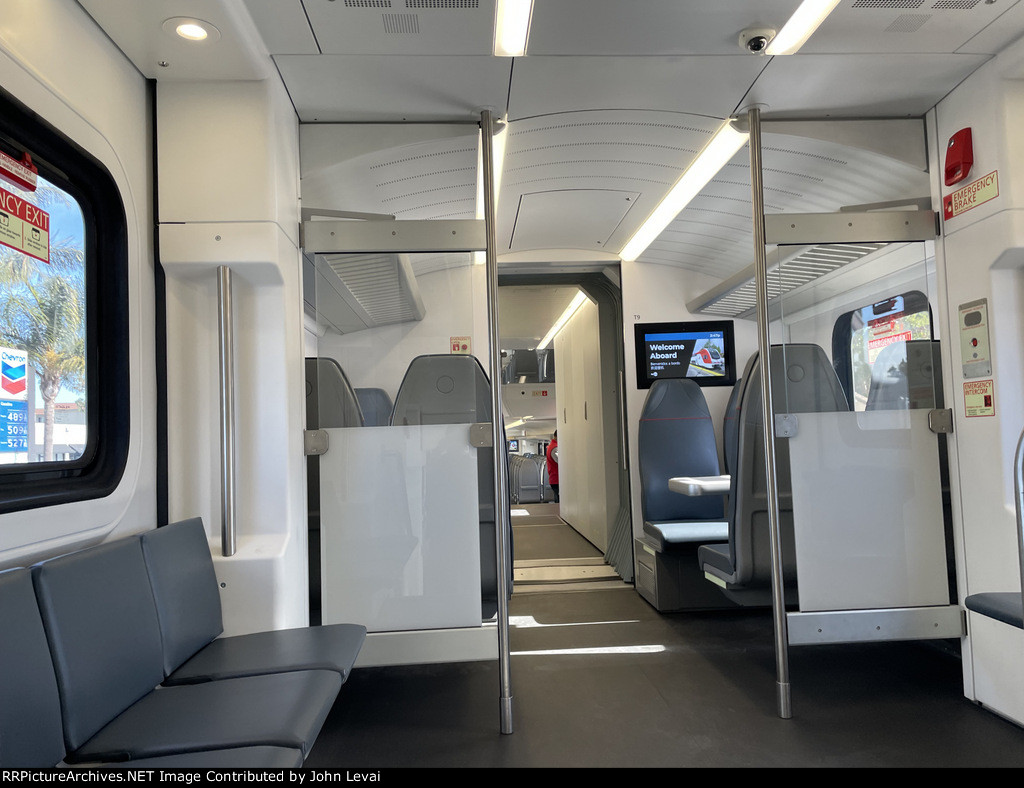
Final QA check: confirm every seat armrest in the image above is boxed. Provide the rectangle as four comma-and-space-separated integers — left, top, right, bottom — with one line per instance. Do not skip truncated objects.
668, 475, 731, 496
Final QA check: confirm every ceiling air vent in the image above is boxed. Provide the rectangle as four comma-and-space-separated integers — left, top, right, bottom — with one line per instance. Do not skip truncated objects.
305, 252, 427, 335
405, 0, 480, 8
885, 14, 932, 32
345, 0, 393, 7
852, 0, 925, 8
688, 243, 885, 319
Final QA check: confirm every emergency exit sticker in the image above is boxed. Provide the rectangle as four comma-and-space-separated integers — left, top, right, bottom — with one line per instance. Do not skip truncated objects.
964, 379, 995, 417
944, 171, 998, 220
450, 336, 471, 354
0, 185, 49, 263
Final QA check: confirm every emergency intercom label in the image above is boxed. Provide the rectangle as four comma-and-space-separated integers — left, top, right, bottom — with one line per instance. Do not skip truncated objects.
450, 336, 471, 354
964, 379, 995, 418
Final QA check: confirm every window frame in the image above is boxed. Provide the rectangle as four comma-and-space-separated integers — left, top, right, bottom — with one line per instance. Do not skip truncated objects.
0, 86, 129, 513
831, 289, 933, 410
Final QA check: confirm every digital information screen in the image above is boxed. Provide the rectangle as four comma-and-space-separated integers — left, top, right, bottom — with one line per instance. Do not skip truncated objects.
634, 321, 735, 389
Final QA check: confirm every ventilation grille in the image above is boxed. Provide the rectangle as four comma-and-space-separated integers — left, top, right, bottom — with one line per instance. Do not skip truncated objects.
851, 0, 982, 7
322, 253, 426, 326
405, 0, 479, 7
383, 12, 420, 33
696, 244, 885, 318
885, 14, 932, 32
345, 0, 392, 7
852, 0, 925, 8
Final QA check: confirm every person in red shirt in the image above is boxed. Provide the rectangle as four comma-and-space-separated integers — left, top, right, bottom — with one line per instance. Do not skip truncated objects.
546, 431, 559, 502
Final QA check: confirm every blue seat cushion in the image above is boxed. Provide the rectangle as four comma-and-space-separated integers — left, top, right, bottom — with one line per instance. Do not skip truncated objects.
644, 521, 729, 552
67, 670, 341, 763
32, 539, 167, 753
965, 592, 1024, 629
165, 623, 367, 685
140, 518, 224, 676
0, 568, 67, 768
697, 543, 735, 578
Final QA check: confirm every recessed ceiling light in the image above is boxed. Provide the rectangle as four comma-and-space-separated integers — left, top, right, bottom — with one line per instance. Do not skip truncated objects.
765, 0, 841, 56
494, 0, 534, 57
162, 17, 221, 44
620, 121, 748, 262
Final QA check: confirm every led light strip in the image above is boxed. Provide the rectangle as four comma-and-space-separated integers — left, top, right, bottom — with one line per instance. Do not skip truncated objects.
620, 121, 748, 263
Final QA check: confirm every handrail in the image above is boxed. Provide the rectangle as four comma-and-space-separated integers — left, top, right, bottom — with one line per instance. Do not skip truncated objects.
218, 265, 237, 557
749, 106, 792, 719
481, 109, 514, 735
1014, 427, 1024, 610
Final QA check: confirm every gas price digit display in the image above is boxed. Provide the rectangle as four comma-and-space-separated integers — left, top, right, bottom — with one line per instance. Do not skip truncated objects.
0, 399, 28, 451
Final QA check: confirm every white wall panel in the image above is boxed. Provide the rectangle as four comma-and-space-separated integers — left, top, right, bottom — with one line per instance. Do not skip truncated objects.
159, 75, 307, 635
0, 0, 156, 563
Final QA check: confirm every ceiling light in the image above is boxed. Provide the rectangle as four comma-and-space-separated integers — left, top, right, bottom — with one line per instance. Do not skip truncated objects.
494, 0, 534, 57
765, 0, 841, 55
537, 291, 590, 350
620, 121, 748, 262
162, 17, 221, 44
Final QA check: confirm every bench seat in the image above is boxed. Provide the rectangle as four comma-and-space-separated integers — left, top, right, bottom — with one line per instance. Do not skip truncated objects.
142, 518, 365, 686
0, 517, 365, 768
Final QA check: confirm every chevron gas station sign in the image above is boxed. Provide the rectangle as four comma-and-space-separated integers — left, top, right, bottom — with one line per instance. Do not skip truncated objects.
0, 348, 28, 452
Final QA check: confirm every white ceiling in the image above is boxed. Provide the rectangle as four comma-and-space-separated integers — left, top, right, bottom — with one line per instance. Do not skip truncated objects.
76, 0, 1024, 286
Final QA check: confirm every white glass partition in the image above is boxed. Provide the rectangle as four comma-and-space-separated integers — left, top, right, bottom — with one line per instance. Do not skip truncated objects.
319, 423, 482, 631
767, 242, 960, 641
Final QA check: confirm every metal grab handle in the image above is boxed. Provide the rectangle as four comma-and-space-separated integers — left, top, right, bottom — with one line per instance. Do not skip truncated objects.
1014, 427, 1024, 605
218, 266, 237, 557
481, 110, 513, 736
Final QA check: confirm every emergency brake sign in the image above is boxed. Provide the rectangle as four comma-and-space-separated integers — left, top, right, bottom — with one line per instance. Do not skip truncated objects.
944, 171, 998, 220
0, 185, 49, 264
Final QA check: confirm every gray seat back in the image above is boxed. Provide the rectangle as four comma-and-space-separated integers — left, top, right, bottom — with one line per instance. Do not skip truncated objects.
305, 357, 364, 429
140, 518, 224, 676
31, 539, 166, 753
355, 387, 393, 426
391, 354, 503, 617
638, 379, 724, 524
0, 568, 65, 767
866, 339, 942, 410
722, 373, 748, 475
728, 344, 848, 588
305, 357, 364, 620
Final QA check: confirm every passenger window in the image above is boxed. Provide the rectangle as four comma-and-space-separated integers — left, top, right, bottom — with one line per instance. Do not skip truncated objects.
832, 291, 933, 411
0, 174, 87, 465
0, 86, 129, 511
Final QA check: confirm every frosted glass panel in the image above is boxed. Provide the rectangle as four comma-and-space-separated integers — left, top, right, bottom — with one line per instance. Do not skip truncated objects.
319, 424, 482, 631
787, 389, 947, 612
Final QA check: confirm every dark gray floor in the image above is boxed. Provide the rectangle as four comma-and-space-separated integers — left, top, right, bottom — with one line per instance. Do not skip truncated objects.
306, 510, 1024, 768
511, 521, 602, 561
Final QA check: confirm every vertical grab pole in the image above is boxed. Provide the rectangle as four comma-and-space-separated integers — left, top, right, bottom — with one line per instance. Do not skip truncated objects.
481, 110, 514, 734
747, 107, 792, 718
218, 265, 237, 558
1014, 428, 1024, 612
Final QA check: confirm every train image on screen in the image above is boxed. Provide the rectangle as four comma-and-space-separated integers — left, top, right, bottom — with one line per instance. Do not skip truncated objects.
692, 346, 725, 371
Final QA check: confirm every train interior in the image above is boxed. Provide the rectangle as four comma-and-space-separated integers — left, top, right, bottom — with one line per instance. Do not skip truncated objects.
4, 0, 1024, 768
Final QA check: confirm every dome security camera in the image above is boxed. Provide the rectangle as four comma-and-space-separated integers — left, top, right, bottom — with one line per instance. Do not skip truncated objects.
739, 28, 776, 54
